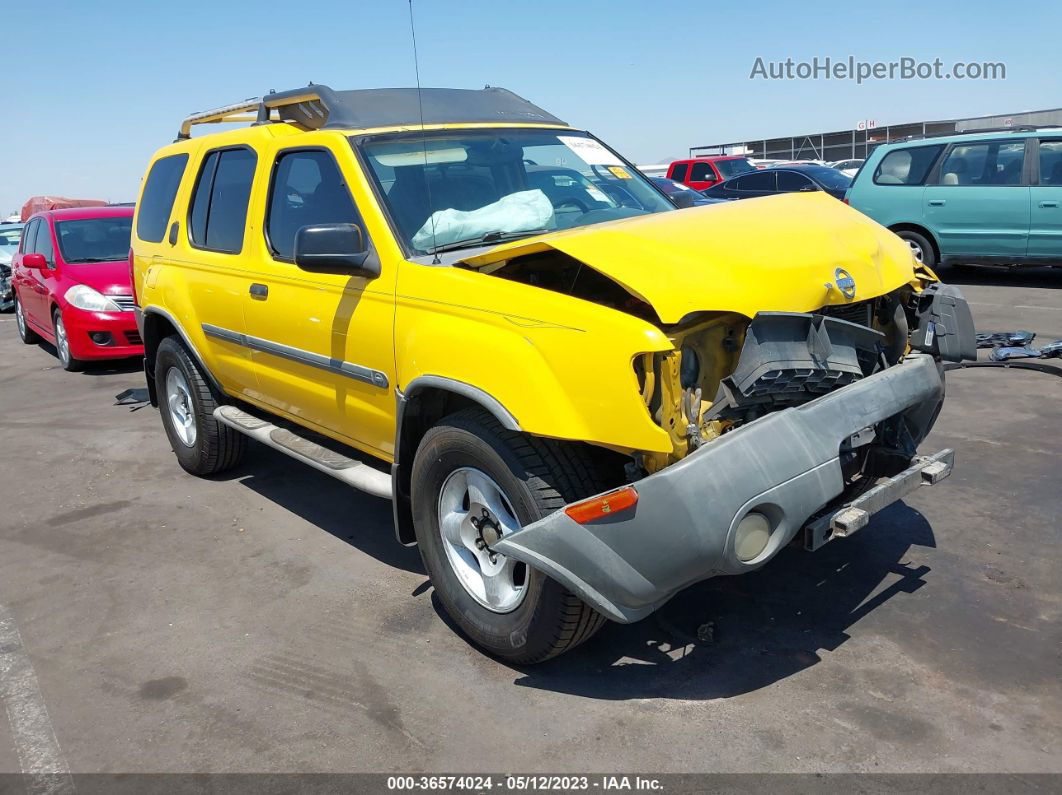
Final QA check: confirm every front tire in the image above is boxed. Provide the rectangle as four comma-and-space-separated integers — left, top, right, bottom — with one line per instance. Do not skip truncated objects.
53, 309, 83, 371
411, 407, 612, 663
15, 295, 39, 344
155, 336, 245, 476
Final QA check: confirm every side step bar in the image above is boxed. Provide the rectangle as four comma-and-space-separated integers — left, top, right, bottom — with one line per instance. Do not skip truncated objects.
213, 405, 392, 500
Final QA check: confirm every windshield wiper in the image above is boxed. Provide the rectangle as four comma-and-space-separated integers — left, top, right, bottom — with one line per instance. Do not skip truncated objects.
67, 257, 118, 263
425, 228, 550, 255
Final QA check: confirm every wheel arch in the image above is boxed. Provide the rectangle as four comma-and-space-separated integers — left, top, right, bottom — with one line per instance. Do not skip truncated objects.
889, 222, 941, 264
141, 307, 222, 406
391, 378, 521, 546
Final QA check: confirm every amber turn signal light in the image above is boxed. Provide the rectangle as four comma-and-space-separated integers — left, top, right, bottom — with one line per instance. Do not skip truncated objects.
564, 486, 639, 524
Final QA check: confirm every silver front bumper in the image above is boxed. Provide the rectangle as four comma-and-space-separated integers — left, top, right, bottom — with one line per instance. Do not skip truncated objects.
493, 353, 947, 623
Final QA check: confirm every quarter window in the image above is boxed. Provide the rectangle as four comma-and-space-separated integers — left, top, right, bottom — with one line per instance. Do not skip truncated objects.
873, 145, 944, 185
137, 154, 188, 243
670, 163, 688, 182
189, 148, 257, 253
267, 149, 361, 261
1039, 140, 1062, 185
938, 141, 1025, 186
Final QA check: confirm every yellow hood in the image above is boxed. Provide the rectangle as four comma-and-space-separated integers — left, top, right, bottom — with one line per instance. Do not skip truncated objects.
460, 193, 916, 324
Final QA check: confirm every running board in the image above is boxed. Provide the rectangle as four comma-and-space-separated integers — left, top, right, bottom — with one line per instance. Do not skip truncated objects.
213, 405, 393, 499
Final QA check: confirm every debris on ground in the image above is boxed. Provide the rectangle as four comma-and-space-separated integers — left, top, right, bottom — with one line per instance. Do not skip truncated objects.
977, 330, 1035, 349
696, 622, 715, 643
989, 346, 1042, 361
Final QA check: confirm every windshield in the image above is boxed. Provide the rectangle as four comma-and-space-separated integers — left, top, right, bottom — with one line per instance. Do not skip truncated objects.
55, 217, 133, 263
715, 158, 757, 178
804, 167, 854, 190
357, 129, 674, 254
0, 225, 22, 255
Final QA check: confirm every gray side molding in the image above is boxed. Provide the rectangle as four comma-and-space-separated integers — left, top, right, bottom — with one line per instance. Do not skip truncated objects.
401, 375, 521, 431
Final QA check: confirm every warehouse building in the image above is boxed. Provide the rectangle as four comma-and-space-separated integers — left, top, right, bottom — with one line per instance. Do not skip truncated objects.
689, 107, 1062, 162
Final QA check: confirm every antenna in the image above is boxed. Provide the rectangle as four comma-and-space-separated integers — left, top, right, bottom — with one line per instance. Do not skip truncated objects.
408, 0, 440, 263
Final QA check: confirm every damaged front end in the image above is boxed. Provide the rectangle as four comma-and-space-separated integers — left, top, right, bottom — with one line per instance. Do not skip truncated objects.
492, 280, 976, 624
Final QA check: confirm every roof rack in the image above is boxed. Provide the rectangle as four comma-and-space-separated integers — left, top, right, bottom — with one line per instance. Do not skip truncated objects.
177, 84, 566, 141
893, 124, 1062, 143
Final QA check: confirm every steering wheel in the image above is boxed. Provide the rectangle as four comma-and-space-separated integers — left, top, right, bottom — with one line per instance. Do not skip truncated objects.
552, 197, 591, 213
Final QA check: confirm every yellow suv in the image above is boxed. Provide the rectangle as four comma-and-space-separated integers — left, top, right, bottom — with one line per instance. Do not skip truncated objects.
132, 85, 975, 662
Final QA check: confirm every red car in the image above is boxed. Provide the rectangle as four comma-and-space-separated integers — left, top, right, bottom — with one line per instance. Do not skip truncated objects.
666, 155, 757, 191
12, 206, 142, 370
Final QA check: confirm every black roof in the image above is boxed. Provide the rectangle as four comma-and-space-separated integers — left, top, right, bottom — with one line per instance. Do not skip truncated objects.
273, 85, 567, 131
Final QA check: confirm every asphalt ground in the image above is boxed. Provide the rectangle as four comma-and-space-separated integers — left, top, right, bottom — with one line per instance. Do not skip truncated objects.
0, 264, 1058, 778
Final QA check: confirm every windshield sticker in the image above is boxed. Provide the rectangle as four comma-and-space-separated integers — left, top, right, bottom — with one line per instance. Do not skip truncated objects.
607, 165, 633, 179
559, 136, 623, 166
585, 185, 609, 203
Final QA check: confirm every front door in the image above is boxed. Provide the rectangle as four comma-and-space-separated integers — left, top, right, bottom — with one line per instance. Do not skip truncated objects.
923, 139, 1030, 262
241, 138, 398, 460
1029, 138, 1062, 262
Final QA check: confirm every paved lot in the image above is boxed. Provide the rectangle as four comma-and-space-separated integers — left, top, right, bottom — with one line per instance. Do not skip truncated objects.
0, 265, 1059, 775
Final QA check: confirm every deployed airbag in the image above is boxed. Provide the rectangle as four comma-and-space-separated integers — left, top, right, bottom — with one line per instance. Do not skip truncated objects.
412, 189, 554, 250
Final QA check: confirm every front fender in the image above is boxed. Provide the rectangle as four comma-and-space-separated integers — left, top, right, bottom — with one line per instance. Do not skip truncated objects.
395, 265, 673, 454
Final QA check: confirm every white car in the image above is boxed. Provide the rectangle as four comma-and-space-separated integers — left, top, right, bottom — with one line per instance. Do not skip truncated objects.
830, 159, 865, 177
0, 222, 23, 311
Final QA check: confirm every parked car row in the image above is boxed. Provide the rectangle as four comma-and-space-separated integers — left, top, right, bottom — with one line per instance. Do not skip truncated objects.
666, 127, 1062, 270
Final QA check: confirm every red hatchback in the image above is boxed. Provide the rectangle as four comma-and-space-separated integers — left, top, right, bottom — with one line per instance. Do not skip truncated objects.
12, 206, 142, 370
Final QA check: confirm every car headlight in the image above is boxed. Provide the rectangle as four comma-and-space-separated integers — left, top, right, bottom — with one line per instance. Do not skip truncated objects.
64, 284, 121, 312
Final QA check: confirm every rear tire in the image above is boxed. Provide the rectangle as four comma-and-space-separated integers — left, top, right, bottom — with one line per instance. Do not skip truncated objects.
896, 229, 937, 269
411, 407, 612, 664
14, 295, 39, 344
155, 335, 245, 476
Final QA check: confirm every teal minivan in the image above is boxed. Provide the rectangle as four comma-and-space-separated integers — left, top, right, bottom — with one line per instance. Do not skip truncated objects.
846, 129, 1062, 269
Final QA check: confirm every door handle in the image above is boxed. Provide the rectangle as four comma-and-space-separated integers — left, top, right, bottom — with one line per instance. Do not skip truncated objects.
1039, 200, 1059, 208
928, 199, 946, 206
249, 283, 268, 299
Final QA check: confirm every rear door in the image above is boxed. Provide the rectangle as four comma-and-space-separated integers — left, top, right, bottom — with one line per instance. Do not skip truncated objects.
13, 219, 43, 326
241, 136, 398, 459
1029, 138, 1062, 262
923, 138, 1031, 261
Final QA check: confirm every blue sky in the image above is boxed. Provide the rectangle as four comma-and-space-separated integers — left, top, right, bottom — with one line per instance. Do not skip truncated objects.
4, 0, 1056, 214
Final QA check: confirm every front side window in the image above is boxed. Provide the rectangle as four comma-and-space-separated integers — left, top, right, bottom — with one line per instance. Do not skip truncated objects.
36, 221, 54, 265
938, 141, 1025, 186
189, 148, 257, 253
874, 145, 944, 185
1039, 140, 1062, 185
137, 154, 188, 243
56, 217, 134, 264
689, 162, 716, 181
358, 129, 673, 254
776, 171, 814, 191
267, 149, 362, 261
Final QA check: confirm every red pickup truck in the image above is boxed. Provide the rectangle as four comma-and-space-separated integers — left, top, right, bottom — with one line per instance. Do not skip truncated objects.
666, 156, 757, 191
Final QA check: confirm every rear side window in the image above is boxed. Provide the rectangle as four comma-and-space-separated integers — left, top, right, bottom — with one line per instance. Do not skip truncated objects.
670, 163, 688, 181
266, 149, 361, 261
137, 154, 189, 243
189, 148, 257, 253
777, 171, 814, 191
939, 141, 1025, 186
873, 145, 943, 185
20, 219, 38, 253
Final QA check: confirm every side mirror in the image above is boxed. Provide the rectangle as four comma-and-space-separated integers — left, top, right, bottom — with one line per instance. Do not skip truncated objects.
22, 253, 47, 269
293, 223, 379, 278
669, 191, 695, 209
